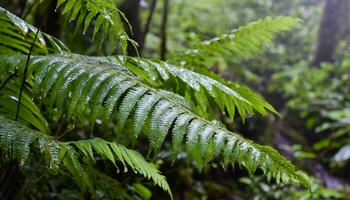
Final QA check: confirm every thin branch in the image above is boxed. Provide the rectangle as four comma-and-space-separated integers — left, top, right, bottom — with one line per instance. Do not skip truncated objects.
160, 0, 169, 60
15, 27, 41, 121
139, 0, 158, 54
0, 71, 18, 94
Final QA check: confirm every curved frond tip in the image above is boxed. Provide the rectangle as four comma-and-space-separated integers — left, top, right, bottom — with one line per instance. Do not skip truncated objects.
175, 16, 302, 67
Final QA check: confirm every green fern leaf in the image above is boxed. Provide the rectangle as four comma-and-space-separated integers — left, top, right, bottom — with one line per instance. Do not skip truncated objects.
69, 138, 173, 197
0, 54, 310, 188
116, 87, 148, 132
199, 126, 214, 157
53, 0, 134, 54
105, 80, 137, 118
148, 100, 173, 152
172, 114, 194, 157
0, 6, 69, 54
175, 16, 302, 67
134, 94, 161, 137
114, 56, 277, 121
157, 108, 184, 153
0, 115, 172, 197
91, 76, 127, 120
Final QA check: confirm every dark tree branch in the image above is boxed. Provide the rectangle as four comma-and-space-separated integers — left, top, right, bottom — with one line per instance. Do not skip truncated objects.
139, 0, 158, 54
0, 71, 18, 94
160, 0, 169, 60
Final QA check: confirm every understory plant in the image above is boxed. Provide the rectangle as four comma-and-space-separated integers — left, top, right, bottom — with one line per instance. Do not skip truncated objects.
0, 2, 310, 199
271, 58, 350, 176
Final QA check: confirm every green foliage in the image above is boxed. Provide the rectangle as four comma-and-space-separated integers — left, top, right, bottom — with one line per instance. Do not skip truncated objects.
0, 7, 68, 54
107, 56, 277, 121
0, 53, 309, 187
0, 81, 50, 134
0, 4, 314, 199
0, 115, 171, 198
272, 60, 350, 134
239, 175, 345, 200
271, 58, 350, 173
173, 16, 302, 68
69, 138, 172, 197
52, 0, 136, 54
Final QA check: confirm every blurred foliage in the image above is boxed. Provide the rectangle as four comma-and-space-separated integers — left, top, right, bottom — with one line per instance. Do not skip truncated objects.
239, 176, 344, 200
271, 56, 350, 175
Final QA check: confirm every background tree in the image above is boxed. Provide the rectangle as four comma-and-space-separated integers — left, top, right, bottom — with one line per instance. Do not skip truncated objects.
312, 0, 350, 66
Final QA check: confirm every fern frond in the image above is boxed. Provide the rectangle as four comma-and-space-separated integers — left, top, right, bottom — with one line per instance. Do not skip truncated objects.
0, 115, 172, 197
0, 54, 309, 187
54, 0, 135, 54
0, 6, 69, 54
69, 138, 172, 197
106, 56, 277, 121
174, 16, 302, 67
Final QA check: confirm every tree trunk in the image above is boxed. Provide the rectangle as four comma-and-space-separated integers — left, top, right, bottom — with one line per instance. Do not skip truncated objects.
119, 0, 141, 56
312, 0, 350, 66
160, 0, 169, 60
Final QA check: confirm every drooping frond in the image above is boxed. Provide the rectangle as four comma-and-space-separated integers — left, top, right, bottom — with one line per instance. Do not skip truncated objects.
68, 138, 172, 197
105, 56, 277, 121
174, 16, 302, 67
0, 115, 171, 197
0, 6, 69, 54
53, 0, 135, 54
0, 54, 309, 187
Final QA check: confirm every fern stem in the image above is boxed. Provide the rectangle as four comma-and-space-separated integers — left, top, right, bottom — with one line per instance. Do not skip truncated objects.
0, 71, 17, 94
15, 25, 41, 121
56, 127, 74, 140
